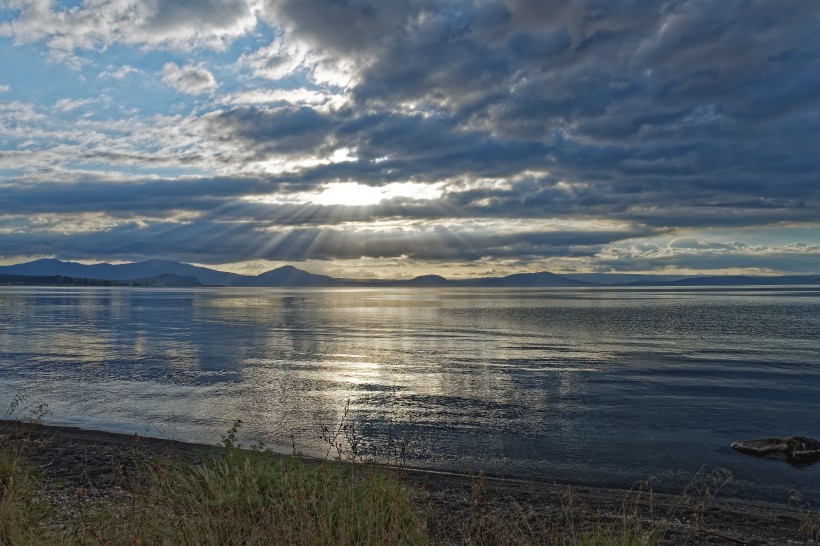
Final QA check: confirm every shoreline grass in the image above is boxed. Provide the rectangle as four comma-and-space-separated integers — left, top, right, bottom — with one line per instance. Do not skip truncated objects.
2, 428, 426, 546
3, 421, 819, 545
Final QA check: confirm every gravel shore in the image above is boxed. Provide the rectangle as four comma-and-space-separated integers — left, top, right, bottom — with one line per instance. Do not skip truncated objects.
2, 421, 817, 545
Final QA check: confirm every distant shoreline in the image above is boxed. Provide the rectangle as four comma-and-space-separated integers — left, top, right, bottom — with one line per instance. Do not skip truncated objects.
2, 258, 820, 288
3, 278, 820, 290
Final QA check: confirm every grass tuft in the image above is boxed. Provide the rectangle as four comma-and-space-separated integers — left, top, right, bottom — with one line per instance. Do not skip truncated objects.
1, 430, 425, 546
1, 438, 51, 545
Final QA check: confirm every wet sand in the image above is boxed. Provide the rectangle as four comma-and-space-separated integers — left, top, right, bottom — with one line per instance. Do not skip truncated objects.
1, 421, 817, 545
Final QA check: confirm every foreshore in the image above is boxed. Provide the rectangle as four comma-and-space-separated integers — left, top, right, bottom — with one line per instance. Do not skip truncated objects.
2, 420, 817, 545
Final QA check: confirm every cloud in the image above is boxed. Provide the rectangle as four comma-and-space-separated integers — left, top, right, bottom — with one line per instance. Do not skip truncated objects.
0, 210, 644, 265
224, 88, 343, 109
0, 84, 9, 93
667, 239, 747, 251
54, 97, 96, 112
0, 0, 258, 56
160, 63, 218, 95
99, 65, 139, 79
238, 35, 311, 82
1, 1, 820, 272
204, 105, 333, 155
597, 239, 820, 274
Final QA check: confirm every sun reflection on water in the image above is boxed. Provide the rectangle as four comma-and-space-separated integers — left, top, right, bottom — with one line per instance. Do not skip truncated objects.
1, 287, 819, 502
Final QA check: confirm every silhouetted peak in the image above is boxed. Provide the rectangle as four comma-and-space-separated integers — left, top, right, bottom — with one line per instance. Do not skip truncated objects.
257, 265, 309, 277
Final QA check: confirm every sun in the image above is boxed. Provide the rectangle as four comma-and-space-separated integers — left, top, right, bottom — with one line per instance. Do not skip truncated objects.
311, 182, 444, 207
311, 182, 389, 206
243, 181, 443, 207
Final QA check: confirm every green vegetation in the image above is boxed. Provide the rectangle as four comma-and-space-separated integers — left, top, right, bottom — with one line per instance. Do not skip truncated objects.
441, 471, 734, 546
1, 441, 40, 545
93, 452, 422, 545
1, 431, 424, 545
1, 418, 818, 545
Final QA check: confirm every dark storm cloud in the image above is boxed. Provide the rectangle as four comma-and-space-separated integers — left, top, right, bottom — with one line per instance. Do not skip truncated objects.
241, 0, 820, 228
147, 0, 252, 33
0, 176, 303, 216
0, 217, 645, 264
2, 0, 820, 268
270, 0, 391, 52
203, 106, 551, 181
205, 106, 335, 156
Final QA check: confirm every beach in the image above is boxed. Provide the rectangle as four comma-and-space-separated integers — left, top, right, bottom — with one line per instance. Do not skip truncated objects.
2, 420, 817, 545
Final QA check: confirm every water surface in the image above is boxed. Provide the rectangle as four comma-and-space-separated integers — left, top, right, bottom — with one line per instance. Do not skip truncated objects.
1, 286, 818, 502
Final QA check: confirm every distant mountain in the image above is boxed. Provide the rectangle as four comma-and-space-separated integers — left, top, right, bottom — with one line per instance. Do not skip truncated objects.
0, 273, 117, 286
0, 273, 201, 287
365, 272, 591, 287
0, 260, 338, 287
626, 275, 820, 287
2, 259, 817, 289
395, 274, 454, 287
465, 271, 593, 287
563, 273, 690, 284
0, 259, 100, 277
238, 265, 339, 287
0, 259, 241, 286
0, 260, 595, 288
126, 274, 202, 287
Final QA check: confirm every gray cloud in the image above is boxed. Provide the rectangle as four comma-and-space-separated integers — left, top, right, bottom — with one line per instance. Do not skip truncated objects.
205, 106, 334, 156
598, 240, 820, 274
160, 63, 218, 95
1, 0, 820, 272
0, 215, 646, 265
0, 0, 258, 53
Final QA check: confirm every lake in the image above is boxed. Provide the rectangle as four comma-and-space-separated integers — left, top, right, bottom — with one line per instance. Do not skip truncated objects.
1, 286, 818, 502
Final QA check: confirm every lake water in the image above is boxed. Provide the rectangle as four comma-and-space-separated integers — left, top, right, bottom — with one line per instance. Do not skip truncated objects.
1, 286, 819, 503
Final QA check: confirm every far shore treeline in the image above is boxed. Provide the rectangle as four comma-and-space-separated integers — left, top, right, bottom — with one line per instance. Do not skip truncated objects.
1, 259, 819, 288
0, 273, 202, 288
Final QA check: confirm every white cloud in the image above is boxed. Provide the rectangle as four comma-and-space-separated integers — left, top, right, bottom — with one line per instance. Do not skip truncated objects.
238, 34, 357, 88
597, 238, 820, 274
248, 181, 445, 207
0, 84, 9, 93
224, 88, 346, 109
238, 36, 309, 81
99, 65, 139, 79
160, 63, 218, 95
54, 98, 95, 112
668, 238, 747, 251
0, 0, 259, 56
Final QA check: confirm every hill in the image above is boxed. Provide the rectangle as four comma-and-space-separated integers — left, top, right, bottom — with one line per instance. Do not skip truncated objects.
3, 259, 818, 288
464, 271, 593, 287
625, 275, 820, 287
0, 273, 201, 287
0, 259, 241, 286
238, 265, 339, 287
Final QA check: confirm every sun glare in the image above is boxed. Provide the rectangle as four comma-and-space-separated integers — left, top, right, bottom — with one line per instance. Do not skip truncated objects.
311, 181, 444, 206
247, 181, 444, 207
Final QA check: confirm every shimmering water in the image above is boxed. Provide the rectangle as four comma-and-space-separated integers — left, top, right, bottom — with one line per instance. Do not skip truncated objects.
1, 286, 818, 502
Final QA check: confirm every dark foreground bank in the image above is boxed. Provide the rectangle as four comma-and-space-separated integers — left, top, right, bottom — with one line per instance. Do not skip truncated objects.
1, 421, 818, 545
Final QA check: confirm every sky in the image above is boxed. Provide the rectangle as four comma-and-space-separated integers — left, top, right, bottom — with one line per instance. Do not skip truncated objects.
0, 0, 819, 279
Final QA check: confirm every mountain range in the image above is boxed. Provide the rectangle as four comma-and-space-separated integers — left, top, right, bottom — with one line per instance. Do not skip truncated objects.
0, 259, 818, 288
0, 272, 201, 287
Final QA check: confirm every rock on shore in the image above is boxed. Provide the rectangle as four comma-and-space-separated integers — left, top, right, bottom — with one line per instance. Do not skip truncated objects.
731, 436, 820, 464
